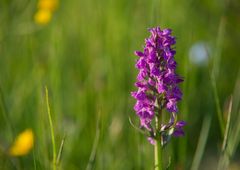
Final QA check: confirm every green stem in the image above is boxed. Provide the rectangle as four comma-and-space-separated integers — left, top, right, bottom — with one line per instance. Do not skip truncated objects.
45, 87, 57, 170
154, 138, 162, 170
154, 114, 162, 170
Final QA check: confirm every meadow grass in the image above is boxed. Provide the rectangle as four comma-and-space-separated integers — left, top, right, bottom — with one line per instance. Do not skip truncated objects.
0, 0, 240, 169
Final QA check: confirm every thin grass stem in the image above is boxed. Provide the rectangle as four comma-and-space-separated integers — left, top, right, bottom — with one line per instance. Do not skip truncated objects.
0, 83, 13, 139
45, 86, 57, 170
191, 114, 212, 170
56, 134, 66, 166
86, 111, 101, 170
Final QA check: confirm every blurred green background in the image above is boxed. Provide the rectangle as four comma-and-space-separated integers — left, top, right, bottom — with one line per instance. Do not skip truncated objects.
0, 0, 240, 169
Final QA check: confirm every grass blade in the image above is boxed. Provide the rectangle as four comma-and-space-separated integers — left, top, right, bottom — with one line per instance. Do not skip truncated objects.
209, 17, 226, 137
190, 114, 212, 170
56, 134, 66, 166
86, 112, 101, 170
45, 86, 56, 170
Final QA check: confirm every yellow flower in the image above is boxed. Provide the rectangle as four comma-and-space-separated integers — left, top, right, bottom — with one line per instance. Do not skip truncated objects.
9, 129, 34, 156
38, 0, 59, 12
34, 9, 52, 25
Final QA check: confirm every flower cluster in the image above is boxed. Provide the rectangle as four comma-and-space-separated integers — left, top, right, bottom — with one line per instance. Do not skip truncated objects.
34, 0, 59, 25
131, 27, 185, 144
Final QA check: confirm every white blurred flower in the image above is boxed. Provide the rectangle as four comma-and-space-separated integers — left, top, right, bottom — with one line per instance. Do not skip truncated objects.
189, 42, 210, 66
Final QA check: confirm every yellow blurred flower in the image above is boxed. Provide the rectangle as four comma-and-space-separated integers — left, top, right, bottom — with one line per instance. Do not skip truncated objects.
34, 0, 58, 26
9, 129, 34, 156
38, 0, 59, 12
34, 9, 52, 25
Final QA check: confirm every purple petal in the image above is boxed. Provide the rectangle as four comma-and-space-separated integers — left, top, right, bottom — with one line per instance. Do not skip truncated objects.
173, 129, 185, 137
176, 121, 186, 128
135, 91, 147, 100
162, 29, 172, 35
134, 51, 144, 57
137, 70, 148, 81
147, 137, 156, 145
150, 66, 161, 76
166, 98, 178, 113
136, 58, 147, 69
157, 81, 167, 93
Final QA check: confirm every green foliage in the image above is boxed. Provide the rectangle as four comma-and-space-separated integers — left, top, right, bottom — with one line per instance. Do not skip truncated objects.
0, 0, 240, 169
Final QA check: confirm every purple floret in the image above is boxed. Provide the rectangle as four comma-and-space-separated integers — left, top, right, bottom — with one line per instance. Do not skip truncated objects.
132, 26, 185, 144
173, 121, 187, 137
